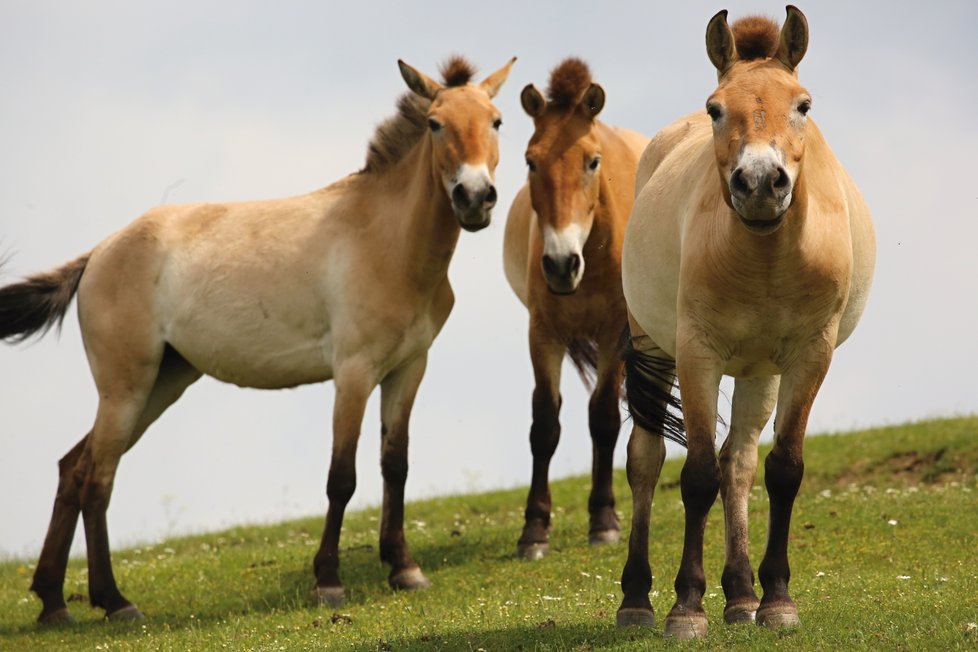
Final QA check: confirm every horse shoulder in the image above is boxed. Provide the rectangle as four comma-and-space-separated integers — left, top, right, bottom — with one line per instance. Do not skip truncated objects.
634, 111, 710, 199
502, 183, 533, 307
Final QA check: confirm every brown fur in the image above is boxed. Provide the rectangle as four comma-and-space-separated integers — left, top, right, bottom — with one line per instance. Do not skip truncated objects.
439, 55, 476, 88
362, 56, 479, 175
731, 15, 780, 60
0, 254, 90, 342
546, 58, 592, 108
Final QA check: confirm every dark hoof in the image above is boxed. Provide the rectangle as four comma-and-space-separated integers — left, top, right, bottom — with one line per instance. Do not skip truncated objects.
724, 599, 759, 624
516, 542, 549, 561
588, 529, 621, 546
756, 602, 800, 629
37, 607, 75, 626
616, 607, 655, 627
315, 585, 346, 607
664, 610, 709, 639
389, 567, 431, 591
107, 605, 145, 622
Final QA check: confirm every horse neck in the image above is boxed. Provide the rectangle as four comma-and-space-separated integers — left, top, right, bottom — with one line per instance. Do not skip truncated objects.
381, 137, 461, 289
586, 124, 629, 260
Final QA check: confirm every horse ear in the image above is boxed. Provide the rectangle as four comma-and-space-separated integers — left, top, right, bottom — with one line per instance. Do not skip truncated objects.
398, 60, 442, 100
520, 84, 546, 118
776, 5, 809, 72
580, 83, 605, 120
480, 56, 517, 98
706, 9, 738, 77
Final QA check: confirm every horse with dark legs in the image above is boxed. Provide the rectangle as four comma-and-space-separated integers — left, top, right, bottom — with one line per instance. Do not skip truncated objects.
503, 58, 648, 559
615, 6, 875, 637
0, 55, 515, 623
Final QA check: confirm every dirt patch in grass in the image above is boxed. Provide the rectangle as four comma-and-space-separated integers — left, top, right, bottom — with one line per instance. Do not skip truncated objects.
834, 447, 977, 487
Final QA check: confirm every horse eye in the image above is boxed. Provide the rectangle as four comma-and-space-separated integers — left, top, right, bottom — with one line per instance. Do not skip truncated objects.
588, 157, 601, 171
706, 104, 723, 121
427, 119, 442, 132
493, 118, 502, 130
525, 158, 536, 172
798, 100, 812, 116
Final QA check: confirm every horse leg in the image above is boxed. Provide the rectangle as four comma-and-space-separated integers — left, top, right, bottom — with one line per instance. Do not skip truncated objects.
586, 341, 623, 545
756, 351, 832, 629
313, 360, 374, 607
616, 326, 670, 627
31, 346, 200, 624
719, 376, 778, 624
516, 330, 564, 560
31, 436, 88, 624
378, 354, 430, 591
663, 340, 723, 639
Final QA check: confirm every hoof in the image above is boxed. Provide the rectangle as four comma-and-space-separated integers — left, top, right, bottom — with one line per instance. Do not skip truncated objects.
588, 529, 621, 546
315, 585, 346, 607
37, 607, 75, 626
664, 611, 709, 639
756, 603, 800, 629
516, 542, 549, 561
616, 607, 655, 627
724, 599, 759, 624
389, 567, 431, 591
107, 605, 145, 622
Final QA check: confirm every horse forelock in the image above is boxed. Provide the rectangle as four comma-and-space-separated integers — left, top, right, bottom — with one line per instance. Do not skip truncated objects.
546, 58, 592, 108
731, 15, 780, 61
440, 55, 477, 88
361, 92, 431, 174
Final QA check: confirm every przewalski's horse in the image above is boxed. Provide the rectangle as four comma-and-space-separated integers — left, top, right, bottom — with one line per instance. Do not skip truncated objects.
0, 55, 515, 623
615, 7, 875, 637
503, 58, 648, 559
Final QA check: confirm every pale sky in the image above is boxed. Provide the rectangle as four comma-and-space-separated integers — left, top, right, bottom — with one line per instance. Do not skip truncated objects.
1, 1, 976, 558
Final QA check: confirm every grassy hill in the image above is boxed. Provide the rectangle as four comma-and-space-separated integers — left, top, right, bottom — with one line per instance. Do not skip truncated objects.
1, 416, 976, 650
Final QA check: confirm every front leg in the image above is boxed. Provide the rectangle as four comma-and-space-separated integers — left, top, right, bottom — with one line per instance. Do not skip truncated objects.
378, 354, 431, 591
756, 344, 833, 629
314, 359, 375, 607
517, 328, 564, 560
664, 336, 724, 639
719, 376, 778, 624
586, 337, 624, 545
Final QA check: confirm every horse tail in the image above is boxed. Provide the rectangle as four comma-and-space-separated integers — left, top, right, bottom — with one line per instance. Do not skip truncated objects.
619, 324, 687, 447
0, 253, 91, 343
566, 337, 599, 391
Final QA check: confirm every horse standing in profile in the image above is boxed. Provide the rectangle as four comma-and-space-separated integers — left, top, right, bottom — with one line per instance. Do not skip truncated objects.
615, 7, 875, 637
0, 55, 515, 623
503, 58, 648, 559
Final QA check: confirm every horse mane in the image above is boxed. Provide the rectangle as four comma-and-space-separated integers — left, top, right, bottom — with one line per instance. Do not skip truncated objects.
731, 15, 780, 61
546, 58, 592, 108
361, 56, 477, 174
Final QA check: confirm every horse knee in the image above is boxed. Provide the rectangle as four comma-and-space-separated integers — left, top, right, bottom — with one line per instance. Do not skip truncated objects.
326, 468, 356, 505
764, 449, 804, 501
680, 454, 721, 513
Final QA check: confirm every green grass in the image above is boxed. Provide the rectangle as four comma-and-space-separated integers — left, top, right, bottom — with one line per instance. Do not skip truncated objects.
2, 416, 977, 651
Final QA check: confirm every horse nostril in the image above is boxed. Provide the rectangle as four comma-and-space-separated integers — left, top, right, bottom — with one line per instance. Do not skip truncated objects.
542, 254, 558, 276
730, 168, 750, 197
484, 185, 497, 206
568, 253, 581, 275
452, 184, 470, 209
772, 167, 790, 191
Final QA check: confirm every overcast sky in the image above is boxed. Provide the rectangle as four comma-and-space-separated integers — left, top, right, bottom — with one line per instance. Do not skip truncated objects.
1, 1, 976, 558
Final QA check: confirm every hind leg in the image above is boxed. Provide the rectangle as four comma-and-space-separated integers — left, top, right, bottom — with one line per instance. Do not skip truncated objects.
617, 321, 672, 627
31, 346, 200, 623
516, 328, 564, 560
719, 376, 778, 624
586, 336, 623, 545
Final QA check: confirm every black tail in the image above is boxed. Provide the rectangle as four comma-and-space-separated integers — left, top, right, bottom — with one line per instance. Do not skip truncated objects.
619, 325, 686, 447
566, 337, 599, 390
0, 254, 90, 343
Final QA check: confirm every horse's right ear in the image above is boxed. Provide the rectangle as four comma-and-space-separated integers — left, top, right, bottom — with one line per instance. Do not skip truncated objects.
398, 60, 443, 100
706, 9, 738, 78
521, 84, 546, 118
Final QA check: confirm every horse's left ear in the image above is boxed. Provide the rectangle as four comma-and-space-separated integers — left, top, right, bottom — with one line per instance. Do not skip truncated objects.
776, 5, 809, 72
580, 83, 605, 120
399, 60, 443, 100
480, 57, 517, 98
706, 9, 738, 77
